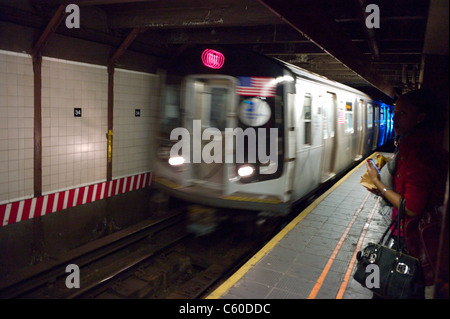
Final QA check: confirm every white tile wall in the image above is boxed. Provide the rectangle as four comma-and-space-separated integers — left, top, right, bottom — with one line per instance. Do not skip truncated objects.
112, 69, 158, 178
41, 58, 108, 194
0, 50, 159, 204
0, 51, 34, 203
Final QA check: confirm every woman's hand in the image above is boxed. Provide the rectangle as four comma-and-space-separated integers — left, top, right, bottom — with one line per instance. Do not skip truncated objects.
366, 160, 380, 183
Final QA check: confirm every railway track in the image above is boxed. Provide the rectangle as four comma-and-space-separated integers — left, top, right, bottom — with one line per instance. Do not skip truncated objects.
0, 204, 282, 299
73, 214, 280, 299
0, 209, 188, 299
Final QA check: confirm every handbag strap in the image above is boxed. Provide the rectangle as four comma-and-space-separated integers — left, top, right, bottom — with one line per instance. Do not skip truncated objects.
378, 197, 407, 252
396, 198, 405, 250
379, 216, 396, 245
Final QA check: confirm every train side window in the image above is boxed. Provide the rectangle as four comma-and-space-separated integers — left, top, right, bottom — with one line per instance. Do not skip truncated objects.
357, 100, 363, 131
302, 94, 312, 145
345, 101, 353, 134
322, 93, 335, 139
367, 103, 373, 128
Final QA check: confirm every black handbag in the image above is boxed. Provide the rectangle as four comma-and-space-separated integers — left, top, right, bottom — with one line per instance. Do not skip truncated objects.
353, 198, 425, 298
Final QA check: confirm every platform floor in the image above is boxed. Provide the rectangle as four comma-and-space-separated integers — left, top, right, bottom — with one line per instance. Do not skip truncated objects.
207, 153, 393, 299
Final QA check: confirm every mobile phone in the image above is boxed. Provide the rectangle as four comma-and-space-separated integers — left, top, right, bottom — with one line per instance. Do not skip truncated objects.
368, 159, 380, 174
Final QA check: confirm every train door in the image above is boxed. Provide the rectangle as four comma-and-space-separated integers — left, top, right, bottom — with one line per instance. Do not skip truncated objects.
355, 99, 365, 160
372, 105, 379, 149
366, 103, 374, 152
184, 75, 237, 191
320, 92, 337, 183
386, 105, 394, 142
377, 104, 386, 147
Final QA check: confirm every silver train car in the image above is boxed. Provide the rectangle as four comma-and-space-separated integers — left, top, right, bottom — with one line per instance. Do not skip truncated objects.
153, 47, 394, 215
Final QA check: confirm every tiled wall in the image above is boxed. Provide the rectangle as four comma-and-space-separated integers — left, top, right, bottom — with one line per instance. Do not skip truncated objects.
112, 69, 158, 178
0, 50, 159, 211
0, 51, 34, 204
41, 57, 108, 194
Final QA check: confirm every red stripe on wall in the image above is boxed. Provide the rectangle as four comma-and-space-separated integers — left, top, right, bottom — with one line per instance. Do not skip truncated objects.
95, 183, 103, 201
126, 177, 132, 192
118, 178, 125, 194
56, 191, 65, 211
76, 187, 85, 205
35, 196, 44, 217
9, 202, 20, 224
67, 189, 75, 209
138, 174, 144, 188
86, 185, 94, 204
0, 205, 6, 225
132, 175, 139, 191
104, 181, 111, 197
21, 198, 32, 221
46, 194, 55, 215
1, 172, 152, 227
111, 180, 118, 196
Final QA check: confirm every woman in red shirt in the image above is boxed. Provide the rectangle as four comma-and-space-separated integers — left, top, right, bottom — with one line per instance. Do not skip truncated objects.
366, 89, 447, 291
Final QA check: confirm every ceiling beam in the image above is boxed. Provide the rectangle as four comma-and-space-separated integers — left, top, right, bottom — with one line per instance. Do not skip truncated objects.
108, 27, 144, 66
137, 25, 309, 45
104, 0, 283, 29
31, 4, 66, 57
258, 0, 397, 98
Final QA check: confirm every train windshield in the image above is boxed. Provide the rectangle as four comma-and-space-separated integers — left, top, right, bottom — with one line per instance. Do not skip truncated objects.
206, 87, 228, 131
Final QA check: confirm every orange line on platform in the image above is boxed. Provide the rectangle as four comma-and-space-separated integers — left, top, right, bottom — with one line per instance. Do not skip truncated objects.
335, 196, 381, 299
307, 191, 371, 299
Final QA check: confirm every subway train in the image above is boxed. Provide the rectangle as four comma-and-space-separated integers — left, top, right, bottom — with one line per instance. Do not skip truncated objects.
152, 47, 394, 216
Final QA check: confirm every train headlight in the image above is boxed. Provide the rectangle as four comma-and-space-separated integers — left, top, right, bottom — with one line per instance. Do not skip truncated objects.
237, 165, 255, 177
168, 156, 185, 166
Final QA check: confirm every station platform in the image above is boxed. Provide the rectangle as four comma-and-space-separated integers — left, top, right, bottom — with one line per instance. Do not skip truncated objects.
207, 153, 393, 299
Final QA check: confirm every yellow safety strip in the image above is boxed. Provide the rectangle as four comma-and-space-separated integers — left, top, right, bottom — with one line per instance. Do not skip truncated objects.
223, 196, 282, 204
154, 177, 282, 204
153, 176, 182, 189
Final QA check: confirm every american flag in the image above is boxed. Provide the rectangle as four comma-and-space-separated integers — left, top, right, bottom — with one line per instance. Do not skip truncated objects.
237, 76, 276, 97
338, 110, 345, 124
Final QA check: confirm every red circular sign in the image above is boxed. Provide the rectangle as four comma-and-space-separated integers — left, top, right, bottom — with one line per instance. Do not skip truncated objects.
201, 49, 225, 69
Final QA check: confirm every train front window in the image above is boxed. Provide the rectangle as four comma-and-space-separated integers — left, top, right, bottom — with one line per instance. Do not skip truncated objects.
160, 85, 182, 135
209, 87, 228, 131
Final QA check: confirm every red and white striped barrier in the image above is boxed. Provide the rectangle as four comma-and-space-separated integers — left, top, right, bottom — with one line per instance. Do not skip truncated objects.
0, 172, 152, 227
